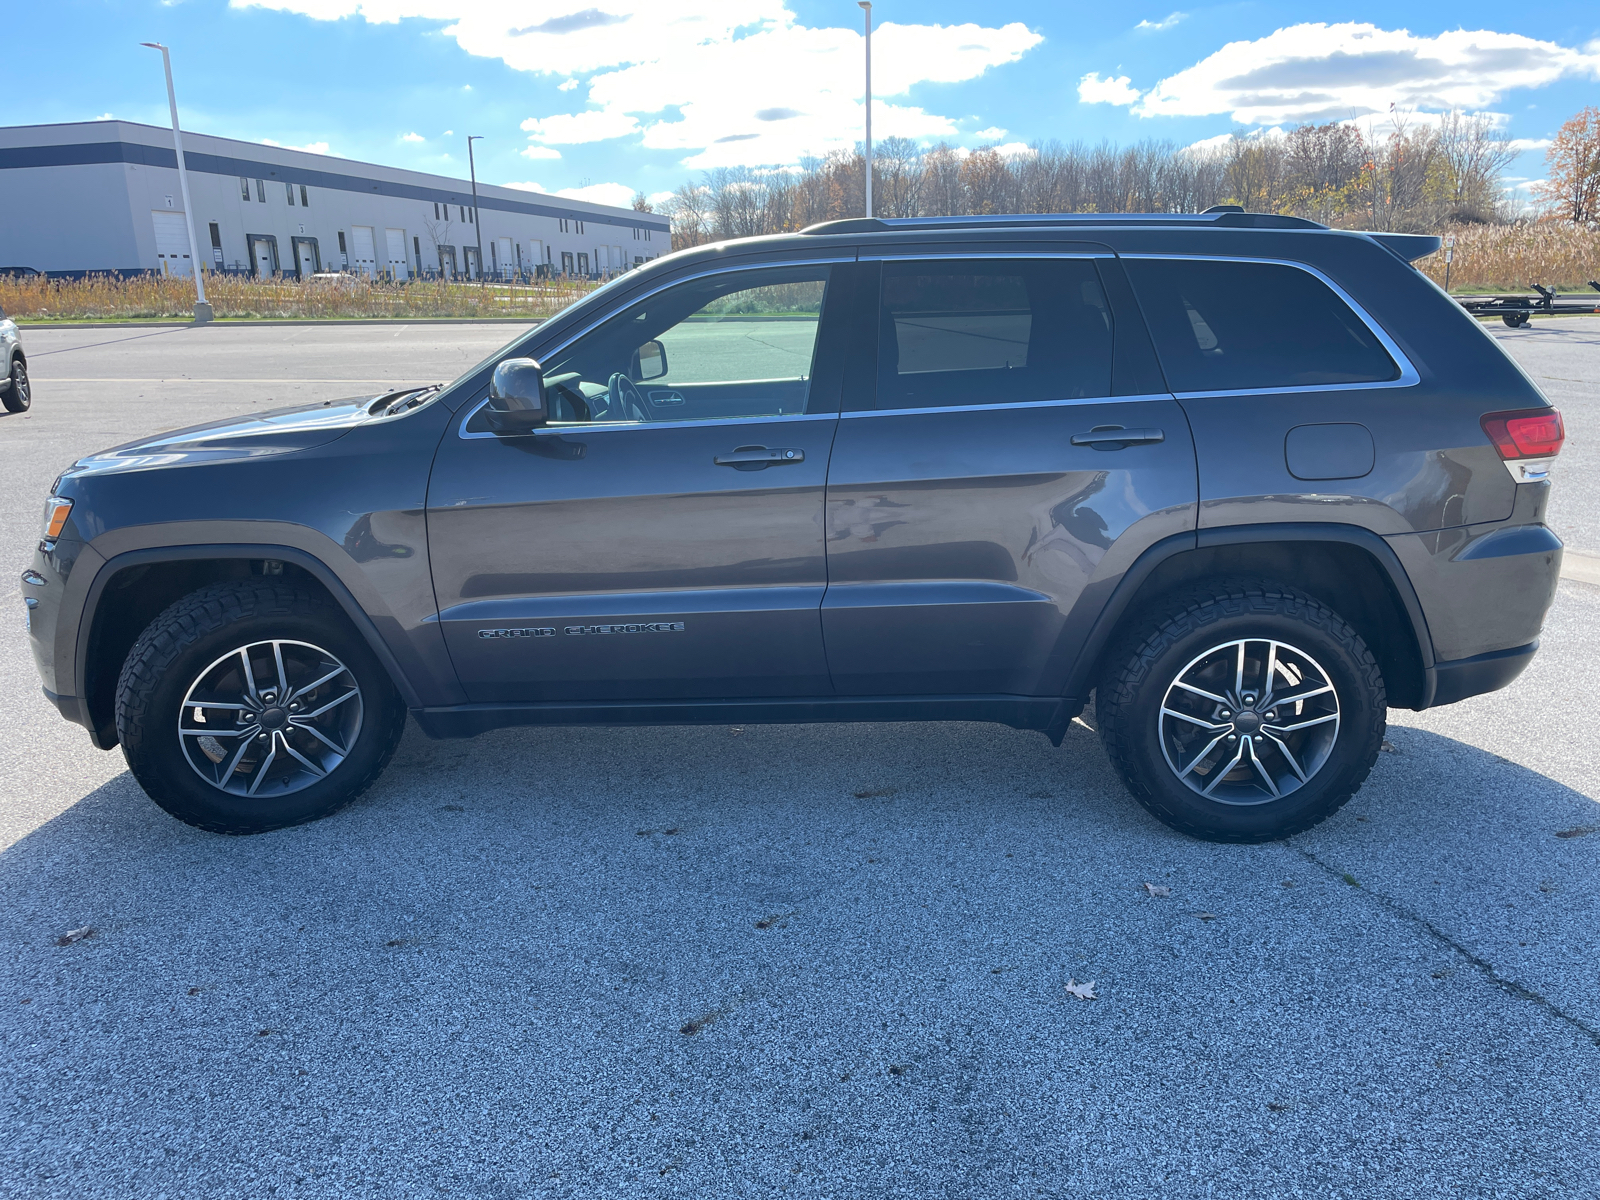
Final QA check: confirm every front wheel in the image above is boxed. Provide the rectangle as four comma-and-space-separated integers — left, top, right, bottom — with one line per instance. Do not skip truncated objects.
2, 357, 29, 413
115, 581, 407, 833
1096, 580, 1386, 843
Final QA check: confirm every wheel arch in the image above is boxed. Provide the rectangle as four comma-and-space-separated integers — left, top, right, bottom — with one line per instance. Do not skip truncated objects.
1067, 524, 1438, 711
77, 545, 422, 750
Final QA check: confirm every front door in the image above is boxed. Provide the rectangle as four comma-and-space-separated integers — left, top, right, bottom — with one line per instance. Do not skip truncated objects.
428, 260, 859, 703
821, 255, 1198, 696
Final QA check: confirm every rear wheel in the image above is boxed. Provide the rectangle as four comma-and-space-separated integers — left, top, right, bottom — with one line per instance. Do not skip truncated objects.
2, 357, 28, 413
115, 581, 407, 833
1096, 579, 1385, 843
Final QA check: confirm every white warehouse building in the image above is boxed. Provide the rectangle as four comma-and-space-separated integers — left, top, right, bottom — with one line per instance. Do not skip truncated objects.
0, 120, 669, 280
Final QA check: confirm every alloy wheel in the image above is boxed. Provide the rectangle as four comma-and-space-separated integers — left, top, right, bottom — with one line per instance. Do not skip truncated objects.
178, 639, 363, 798
1158, 637, 1340, 806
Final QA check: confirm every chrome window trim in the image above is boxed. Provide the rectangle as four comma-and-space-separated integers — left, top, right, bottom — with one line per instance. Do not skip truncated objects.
459, 401, 839, 440
860, 250, 1114, 261
841, 392, 1172, 420
1119, 253, 1421, 396
457, 256, 851, 441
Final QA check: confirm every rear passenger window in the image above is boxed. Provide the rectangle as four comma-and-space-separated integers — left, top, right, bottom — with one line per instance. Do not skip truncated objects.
862, 258, 1113, 410
1124, 259, 1399, 393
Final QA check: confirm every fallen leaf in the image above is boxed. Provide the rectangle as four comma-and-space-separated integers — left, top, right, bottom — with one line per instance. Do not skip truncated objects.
1195, 912, 1218, 922
256, 1029, 272, 1037
1342, 874, 1360, 888
1555, 825, 1596, 839
54, 926, 94, 946
187, 987, 201, 996
1142, 883, 1171, 898
1267, 1102, 1289, 1112
1381, 740, 1399, 754
888, 1063, 911, 1076
680, 1013, 718, 1036
385, 939, 406, 947
1064, 977, 1098, 1001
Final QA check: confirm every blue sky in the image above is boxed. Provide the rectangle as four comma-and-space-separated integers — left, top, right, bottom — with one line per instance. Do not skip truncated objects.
9, 0, 1599, 208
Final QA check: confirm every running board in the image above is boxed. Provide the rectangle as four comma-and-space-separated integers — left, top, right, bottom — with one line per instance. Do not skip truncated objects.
412, 694, 1082, 741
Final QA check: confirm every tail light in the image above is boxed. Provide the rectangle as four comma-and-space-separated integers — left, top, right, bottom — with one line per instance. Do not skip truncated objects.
1481, 408, 1563, 483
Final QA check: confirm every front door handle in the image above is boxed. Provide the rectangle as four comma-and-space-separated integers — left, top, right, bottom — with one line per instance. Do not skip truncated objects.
714, 445, 805, 469
1070, 426, 1165, 449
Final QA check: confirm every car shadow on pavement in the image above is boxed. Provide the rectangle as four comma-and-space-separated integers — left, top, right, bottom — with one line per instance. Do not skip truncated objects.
3, 719, 1600, 1196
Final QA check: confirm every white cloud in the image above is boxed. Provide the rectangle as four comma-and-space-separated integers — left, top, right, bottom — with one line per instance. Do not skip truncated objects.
1184, 126, 1288, 154
974, 126, 1008, 140
1078, 73, 1142, 105
233, 1, 1042, 167
557, 78, 579, 92
1136, 12, 1186, 32
519, 145, 562, 160
501, 180, 638, 208
646, 190, 676, 207
552, 181, 637, 207
1132, 23, 1600, 125
261, 138, 332, 155
993, 142, 1035, 158
94, 112, 114, 121
401, 131, 425, 143
521, 110, 640, 145
1507, 137, 1552, 152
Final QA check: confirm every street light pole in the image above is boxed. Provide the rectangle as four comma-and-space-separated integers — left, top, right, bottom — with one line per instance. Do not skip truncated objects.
858, 2, 872, 219
140, 42, 211, 322
467, 135, 485, 282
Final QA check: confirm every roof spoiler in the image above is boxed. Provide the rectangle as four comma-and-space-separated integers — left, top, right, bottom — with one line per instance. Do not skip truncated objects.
1370, 233, 1441, 263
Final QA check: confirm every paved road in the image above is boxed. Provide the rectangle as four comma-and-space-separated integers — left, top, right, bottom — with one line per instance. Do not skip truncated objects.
2, 318, 1598, 1199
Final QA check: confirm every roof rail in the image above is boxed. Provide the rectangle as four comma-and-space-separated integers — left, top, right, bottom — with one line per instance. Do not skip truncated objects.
799, 212, 1328, 235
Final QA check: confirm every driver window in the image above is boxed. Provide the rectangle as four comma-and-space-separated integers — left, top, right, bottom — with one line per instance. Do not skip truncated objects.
540, 265, 829, 424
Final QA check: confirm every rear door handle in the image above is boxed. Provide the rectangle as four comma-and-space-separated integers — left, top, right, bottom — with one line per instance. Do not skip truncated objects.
714, 445, 805, 469
1070, 426, 1165, 448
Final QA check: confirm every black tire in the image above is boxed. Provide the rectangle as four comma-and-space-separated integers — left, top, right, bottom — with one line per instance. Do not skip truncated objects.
115, 580, 407, 834
1096, 579, 1385, 843
2, 357, 28, 413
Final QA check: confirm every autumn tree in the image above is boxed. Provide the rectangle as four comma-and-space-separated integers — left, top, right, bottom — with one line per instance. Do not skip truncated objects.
1536, 106, 1600, 224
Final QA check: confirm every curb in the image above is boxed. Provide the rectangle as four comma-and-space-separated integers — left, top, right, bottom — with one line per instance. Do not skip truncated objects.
1562, 549, 1600, 588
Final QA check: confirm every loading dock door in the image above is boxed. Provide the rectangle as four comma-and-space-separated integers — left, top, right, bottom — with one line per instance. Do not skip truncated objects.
495, 237, 513, 279
294, 239, 319, 278
151, 210, 193, 277
385, 228, 409, 280
350, 226, 377, 277
249, 236, 278, 277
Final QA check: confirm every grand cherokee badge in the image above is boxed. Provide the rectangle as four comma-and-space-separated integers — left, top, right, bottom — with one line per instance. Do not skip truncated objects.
564, 622, 685, 636
478, 627, 556, 639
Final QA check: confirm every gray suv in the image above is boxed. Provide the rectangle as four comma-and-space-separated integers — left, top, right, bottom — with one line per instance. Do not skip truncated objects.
0, 302, 28, 414
23, 212, 1565, 842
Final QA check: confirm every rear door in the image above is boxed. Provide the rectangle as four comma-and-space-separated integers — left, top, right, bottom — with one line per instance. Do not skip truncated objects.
820, 251, 1197, 696
427, 258, 867, 703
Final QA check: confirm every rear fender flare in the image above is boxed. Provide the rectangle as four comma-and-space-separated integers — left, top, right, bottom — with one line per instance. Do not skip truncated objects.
1061, 522, 1438, 706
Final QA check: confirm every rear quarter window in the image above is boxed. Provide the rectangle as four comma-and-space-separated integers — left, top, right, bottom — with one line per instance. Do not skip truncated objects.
1124, 258, 1399, 393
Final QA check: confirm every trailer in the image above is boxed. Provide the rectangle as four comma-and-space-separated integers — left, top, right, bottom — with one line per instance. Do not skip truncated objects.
1455, 281, 1600, 327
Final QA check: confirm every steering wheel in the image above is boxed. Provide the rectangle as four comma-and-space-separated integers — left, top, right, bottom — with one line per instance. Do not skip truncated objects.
608, 372, 650, 422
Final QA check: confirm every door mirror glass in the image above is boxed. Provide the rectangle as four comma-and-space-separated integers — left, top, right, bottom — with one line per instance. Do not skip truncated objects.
487, 357, 548, 433
634, 339, 668, 381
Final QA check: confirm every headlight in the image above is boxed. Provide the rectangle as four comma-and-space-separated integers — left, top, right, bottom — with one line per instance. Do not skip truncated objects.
42, 496, 73, 540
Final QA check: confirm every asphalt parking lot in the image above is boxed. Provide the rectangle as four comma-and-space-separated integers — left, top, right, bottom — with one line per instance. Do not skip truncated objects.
2, 317, 1598, 1199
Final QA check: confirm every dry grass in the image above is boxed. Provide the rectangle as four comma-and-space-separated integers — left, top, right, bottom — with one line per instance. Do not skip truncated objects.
1417, 221, 1600, 293
0, 272, 605, 322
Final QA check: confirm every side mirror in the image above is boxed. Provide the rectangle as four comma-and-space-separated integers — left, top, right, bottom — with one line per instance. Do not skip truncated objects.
487, 357, 548, 433
633, 339, 668, 381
